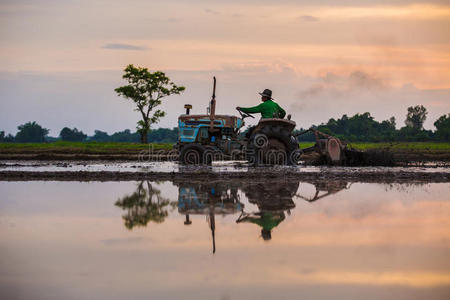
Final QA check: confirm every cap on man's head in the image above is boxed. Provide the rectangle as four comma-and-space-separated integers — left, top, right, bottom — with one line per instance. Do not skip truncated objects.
261, 229, 272, 241
258, 89, 272, 99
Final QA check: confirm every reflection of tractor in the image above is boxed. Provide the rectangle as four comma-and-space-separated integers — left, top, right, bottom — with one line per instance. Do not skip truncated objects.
295, 180, 351, 202
175, 77, 300, 165
236, 180, 299, 240
241, 180, 298, 211
175, 180, 244, 253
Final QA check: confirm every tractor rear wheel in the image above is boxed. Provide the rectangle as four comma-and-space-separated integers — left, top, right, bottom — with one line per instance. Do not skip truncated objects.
247, 125, 299, 166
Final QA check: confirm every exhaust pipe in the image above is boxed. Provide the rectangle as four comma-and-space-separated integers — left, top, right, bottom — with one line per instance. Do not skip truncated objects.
209, 76, 217, 131
184, 104, 192, 115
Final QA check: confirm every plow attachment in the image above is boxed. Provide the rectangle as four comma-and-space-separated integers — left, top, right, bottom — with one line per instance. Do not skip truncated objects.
295, 129, 395, 166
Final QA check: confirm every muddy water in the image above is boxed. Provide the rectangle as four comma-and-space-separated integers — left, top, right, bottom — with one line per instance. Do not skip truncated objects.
1, 179, 449, 300
1, 160, 449, 173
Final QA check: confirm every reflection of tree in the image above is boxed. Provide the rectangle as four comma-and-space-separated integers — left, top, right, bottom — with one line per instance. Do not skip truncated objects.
115, 181, 176, 230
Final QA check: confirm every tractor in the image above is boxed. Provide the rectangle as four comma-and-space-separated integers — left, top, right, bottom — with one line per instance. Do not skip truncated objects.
174, 77, 368, 166
175, 77, 300, 165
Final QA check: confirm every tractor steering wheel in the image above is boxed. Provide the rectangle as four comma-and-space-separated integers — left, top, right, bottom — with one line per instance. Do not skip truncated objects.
237, 107, 255, 119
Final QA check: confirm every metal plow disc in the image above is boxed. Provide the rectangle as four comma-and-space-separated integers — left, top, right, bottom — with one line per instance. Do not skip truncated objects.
327, 138, 342, 163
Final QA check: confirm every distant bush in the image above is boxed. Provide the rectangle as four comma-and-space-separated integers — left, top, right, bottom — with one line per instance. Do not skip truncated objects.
59, 127, 87, 142
0, 131, 14, 142
15, 121, 49, 143
88, 128, 178, 143
90, 130, 110, 142
434, 114, 450, 141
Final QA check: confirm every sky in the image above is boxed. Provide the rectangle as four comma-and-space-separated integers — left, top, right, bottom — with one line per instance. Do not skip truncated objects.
1, 0, 449, 136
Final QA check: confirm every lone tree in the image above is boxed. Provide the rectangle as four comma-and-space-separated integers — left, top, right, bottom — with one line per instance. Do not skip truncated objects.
115, 64, 185, 143
405, 105, 427, 131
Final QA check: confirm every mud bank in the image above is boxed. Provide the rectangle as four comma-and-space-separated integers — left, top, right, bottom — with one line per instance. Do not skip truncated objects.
1, 169, 449, 182
0, 153, 146, 161
1, 148, 449, 164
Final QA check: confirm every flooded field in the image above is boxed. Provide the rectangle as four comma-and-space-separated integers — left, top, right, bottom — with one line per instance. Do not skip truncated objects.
1, 160, 449, 183
1, 160, 449, 173
1, 179, 449, 300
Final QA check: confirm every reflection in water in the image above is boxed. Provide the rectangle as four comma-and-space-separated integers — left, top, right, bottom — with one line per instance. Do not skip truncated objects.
176, 180, 244, 253
114, 179, 352, 250
115, 181, 177, 229
237, 181, 298, 241
295, 180, 351, 202
2, 180, 449, 300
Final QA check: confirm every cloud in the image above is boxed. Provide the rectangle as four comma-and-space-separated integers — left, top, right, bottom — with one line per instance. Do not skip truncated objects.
298, 15, 319, 22
298, 71, 389, 99
221, 62, 297, 75
221, 63, 271, 73
205, 8, 220, 15
101, 43, 148, 51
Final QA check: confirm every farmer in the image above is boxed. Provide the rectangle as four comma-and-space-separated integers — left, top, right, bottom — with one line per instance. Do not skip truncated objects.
236, 211, 286, 241
236, 89, 286, 119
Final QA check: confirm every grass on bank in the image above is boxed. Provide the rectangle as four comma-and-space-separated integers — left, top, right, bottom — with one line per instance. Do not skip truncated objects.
343, 142, 450, 151
0, 141, 449, 152
299, 142, 450, 151
0, 141, 173, 152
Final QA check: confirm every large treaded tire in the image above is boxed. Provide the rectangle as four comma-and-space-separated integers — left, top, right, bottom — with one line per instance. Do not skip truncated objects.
179, 144, 205, 165
247, 125, 299, 166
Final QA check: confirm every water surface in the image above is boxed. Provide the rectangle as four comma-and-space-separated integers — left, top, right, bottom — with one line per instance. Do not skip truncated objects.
1, 160, 449, 173
1, 179, 449, 299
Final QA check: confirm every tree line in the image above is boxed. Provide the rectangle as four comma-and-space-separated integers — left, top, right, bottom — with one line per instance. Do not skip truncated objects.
0, 125, 179, 143
297, 105, 449, 142
1, 105, 449, 143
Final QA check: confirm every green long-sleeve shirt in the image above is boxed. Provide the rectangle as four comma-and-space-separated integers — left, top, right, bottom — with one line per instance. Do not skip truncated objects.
246, 213, 285, 231
240, 100, 286, 119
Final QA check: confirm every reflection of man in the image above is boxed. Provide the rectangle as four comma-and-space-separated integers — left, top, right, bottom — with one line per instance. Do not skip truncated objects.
237, 211, 285, 241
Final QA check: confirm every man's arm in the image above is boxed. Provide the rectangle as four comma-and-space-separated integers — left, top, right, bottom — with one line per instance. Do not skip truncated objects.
278, 105, 286, 118
239, 103, 264, 114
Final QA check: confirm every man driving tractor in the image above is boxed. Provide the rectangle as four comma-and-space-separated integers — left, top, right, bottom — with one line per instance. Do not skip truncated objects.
237, 89, 286, 119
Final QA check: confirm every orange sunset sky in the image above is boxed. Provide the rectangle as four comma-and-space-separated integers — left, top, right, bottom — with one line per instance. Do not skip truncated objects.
1, 0, 449, 135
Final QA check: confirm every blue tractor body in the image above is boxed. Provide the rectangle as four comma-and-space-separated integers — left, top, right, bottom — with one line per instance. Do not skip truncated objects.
178, 115, 244, 144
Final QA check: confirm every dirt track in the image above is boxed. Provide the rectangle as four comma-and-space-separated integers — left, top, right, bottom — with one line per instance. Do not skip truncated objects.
1, 169, 449, 183
1, 148, 449, 163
